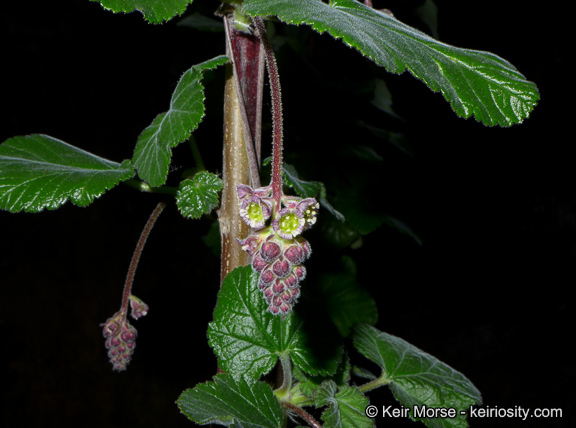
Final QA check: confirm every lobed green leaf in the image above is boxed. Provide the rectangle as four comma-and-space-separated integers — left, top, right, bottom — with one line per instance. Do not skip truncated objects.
177, 374, 283, 427
315, 381, 374, 428
133, 55, 229, 187
0, 134, 134, 213
176, 171, 223, 219
294, 354, 351, 399
207, 266, 342, 381
90, 0, 193, 24
244, 0, 539, 126
352, 324, 482, 428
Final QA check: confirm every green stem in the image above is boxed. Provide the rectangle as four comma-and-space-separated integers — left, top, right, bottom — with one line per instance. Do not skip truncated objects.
275, 352, 293, 398
124, 179, 177, 196
357, 374, 391, 394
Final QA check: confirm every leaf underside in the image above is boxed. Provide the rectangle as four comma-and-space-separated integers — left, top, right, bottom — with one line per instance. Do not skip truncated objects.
0, 134, 134, 213
90, 0, 193, 24
244, 0, 539, 126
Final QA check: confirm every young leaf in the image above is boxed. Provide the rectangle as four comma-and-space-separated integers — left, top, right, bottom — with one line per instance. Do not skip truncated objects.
243, 0, 539, 126
207, 266, 342, 380
315, 381, 374, 428
177, 374, 283, 427
176, 171, 223, 219
294, 354, 351, 399
0, 134, 134, 213
133, 55, 229, 187
90, 0, 193, 24
352, 324, 482, 428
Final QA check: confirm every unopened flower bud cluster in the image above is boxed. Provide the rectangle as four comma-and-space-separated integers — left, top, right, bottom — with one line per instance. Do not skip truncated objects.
237, 184, 319, 315
101, 295, 148, 371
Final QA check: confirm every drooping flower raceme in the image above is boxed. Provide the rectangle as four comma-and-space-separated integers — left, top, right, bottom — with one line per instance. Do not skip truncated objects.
237, 185, 319, 316
101, 295, 148, 371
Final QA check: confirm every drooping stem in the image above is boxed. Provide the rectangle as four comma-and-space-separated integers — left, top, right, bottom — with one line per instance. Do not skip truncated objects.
253, 17, 284, 207
120, 202, 166, 317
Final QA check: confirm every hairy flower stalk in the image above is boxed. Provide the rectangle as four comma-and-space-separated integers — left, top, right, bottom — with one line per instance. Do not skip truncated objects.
102, 202, 165, 371
237, 18, 319, 316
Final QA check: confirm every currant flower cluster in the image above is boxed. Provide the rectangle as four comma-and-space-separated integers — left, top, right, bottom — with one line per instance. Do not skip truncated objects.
101, 295, 149, 371
237, 184, 319, 315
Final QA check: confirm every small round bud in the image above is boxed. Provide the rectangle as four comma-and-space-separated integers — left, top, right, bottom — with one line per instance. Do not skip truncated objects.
272, 258, 291, 278
284, 245, 304, 265
260, 268, 276, 285
251, 254, 268, 273
272, 280, 285, 295
128, 295, 148, 320
261, 241, 281, 263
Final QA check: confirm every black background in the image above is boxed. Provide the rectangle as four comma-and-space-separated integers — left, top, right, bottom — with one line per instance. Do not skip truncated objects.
1, 1, 572, 427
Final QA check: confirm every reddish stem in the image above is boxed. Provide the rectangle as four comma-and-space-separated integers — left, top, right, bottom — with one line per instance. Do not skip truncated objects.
253, 17, 283, 208
283, 402, 323, 428
120, 202, 166, 317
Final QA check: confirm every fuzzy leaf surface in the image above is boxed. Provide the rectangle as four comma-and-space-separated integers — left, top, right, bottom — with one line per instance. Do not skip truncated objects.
90, 0, 193, 24
208, 266, 341, 381
177, 374, 283, 427
176, 171, 223, 219
0, 134, 134, 213
352, 324, 482, 428
133, 55, 228, 186
315, 381, 374, 428
294, 354, 351, 399
244, 0, 539, 126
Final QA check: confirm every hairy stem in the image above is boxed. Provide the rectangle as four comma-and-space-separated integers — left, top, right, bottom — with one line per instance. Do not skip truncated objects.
275, 353, 293, 397
120, 202, 166, 316
283, 402, 323, 428
357, 374, 391, 394
253, 17, 284, 207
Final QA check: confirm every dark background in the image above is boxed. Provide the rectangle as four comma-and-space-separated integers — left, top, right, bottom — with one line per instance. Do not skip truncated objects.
0, 1, 572, 427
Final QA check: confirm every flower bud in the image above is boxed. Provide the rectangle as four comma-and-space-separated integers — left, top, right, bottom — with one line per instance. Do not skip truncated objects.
101, 312, 139, 371
272, 258, 291, 278
260, 241, 282, 263
284, 244, 304, 265
128, 295, 148, 320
